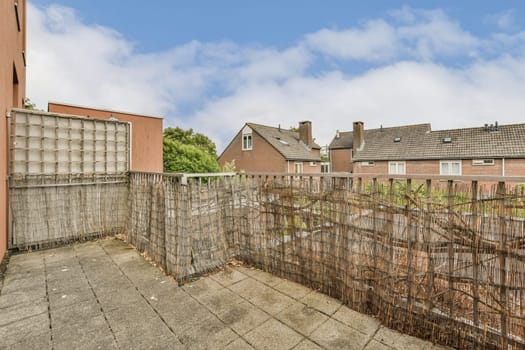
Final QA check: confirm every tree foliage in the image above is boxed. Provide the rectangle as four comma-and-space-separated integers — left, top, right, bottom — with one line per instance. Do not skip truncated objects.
163, 127, 220, 173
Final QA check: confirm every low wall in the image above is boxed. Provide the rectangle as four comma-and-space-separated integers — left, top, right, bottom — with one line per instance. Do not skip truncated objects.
9, 174, 128, 249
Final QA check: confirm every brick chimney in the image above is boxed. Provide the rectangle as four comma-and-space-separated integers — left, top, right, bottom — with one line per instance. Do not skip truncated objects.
299, 121, 313, 147
353, 121, 364, 151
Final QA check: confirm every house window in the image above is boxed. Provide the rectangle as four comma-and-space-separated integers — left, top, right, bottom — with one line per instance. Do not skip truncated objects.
241, 125, 252, 150
388, 161, 406, 175
472, 159, 494, 166
242, 134, 252, 150
361, 161, 375, 167
321, 163, 330, 173
440, 161, 462, 175
309, 161, 317, 167
294, 162, 304, 173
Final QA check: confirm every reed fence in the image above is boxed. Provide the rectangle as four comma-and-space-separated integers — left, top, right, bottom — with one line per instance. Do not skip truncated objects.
127, 172, 525, 349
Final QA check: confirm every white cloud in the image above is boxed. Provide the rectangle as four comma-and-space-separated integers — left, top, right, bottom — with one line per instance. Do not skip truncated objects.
27, 3, 525, 153
304, 20, 398, 61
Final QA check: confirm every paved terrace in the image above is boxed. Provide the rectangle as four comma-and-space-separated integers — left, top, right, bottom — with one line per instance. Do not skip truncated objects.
0, 239, 450, 350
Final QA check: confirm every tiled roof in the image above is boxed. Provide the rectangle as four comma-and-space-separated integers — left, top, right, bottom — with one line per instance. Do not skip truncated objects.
349, 123, 525, 161
248, 123, 322, 161
329, 131, 354, 149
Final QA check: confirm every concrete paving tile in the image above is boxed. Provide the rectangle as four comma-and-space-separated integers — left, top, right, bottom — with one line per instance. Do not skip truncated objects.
300, 291, 341, 316
364, 340, 394, 350
47, 274, 90, 292
48, 286, 95, 309
54, 332, 118, 350
310, 318, 368, 350
199, 286, 244, 315
114, 324, 183, 350
105, 305, 160, 333
292, 339, 323, 350
246, 268, 282, 287
333, 306, 380, 336
183, 277, 224, 298
0, 288, 47, 308
217, 301, 270, 335
1, 274, 46, 292
4, 331, 51, 350
222, 337, 255, 350
244, 318, 304, 350
179, 314, 238, 350
0, 300, 48, 326
273, 279, 313, 300
228, 278, 267, 300
159, 297, 216, 334
249, 285, 295, 315
134, 274, 179, 296
373, 327, 433, 350
0, 312, 50, 347
211, 266, 249, 286
275, 302, 329, 336
50, 298, 102, 328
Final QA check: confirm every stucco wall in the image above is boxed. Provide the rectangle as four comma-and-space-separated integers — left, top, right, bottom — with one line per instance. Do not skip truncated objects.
1, 0, 26, 261
48, 103, 163, 172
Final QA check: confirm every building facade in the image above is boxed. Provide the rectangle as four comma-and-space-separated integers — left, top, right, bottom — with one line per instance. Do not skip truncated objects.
48, 102, 164, 172
219, 121, 322, 173
1, 0, 26, 261
330, 121, 525, 177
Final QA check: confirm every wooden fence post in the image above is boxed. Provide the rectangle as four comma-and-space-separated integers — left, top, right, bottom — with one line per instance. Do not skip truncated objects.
497, 181, 508, 349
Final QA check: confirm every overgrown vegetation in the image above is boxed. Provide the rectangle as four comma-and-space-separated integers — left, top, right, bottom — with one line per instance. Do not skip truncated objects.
163, 127, 220, 173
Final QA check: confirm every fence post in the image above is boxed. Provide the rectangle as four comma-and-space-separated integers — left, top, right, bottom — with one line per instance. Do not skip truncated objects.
425, 179, 434, 313
447, 180, 455, 321
406, 178, 414, 315
471, 180, 480, 327
497, 181, 508, 349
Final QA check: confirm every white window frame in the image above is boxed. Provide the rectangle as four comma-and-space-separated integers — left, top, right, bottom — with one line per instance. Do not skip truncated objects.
440, 160, 462, 176
309, 161, 317, 167
472, 159, 495, 166
388, 161, 406, 175
360, 161, 375, 167
294, 162, 304, 173
242, 134, 252, 150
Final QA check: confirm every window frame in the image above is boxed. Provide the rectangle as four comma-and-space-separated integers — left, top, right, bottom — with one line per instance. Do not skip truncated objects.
294, 162, 304, 173
440, 160, 462, 176
360, 161, 375, 167
388, 161, 406, 175
242, 134, 252, 151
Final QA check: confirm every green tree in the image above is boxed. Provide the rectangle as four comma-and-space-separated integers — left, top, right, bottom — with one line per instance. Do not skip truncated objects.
163, 127, 220, 173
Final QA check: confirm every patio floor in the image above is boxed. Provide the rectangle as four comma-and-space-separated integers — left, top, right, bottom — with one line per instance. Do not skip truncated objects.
0, 239, 451, 350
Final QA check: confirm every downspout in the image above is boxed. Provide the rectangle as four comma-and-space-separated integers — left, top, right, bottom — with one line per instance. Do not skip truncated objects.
502, 158, 505, 177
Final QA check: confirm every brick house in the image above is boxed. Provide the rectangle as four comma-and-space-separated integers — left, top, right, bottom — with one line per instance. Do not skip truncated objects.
219, 121, 322, 173
330, 121, 525, 177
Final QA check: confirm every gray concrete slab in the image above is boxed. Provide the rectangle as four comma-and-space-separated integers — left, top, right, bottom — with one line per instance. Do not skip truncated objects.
0, 239, 453, 350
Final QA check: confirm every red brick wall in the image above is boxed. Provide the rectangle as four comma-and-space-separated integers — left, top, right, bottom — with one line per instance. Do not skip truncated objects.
48, 103, 163, 172
219, 130, 321, 173
330, 149, 353, 173
353, 158, 525, 177
219, 130, 287, 172
503, 159, 525, 177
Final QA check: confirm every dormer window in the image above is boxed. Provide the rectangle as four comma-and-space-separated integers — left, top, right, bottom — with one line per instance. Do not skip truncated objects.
242, 125, 253, 150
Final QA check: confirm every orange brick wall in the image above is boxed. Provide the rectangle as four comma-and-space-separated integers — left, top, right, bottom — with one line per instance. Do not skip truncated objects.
48, 103, 163, 172
330, 149, 353, 173
1, 0, 26, 261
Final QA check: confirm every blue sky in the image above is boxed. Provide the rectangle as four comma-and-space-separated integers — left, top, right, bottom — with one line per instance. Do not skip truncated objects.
27, 1, 525, 150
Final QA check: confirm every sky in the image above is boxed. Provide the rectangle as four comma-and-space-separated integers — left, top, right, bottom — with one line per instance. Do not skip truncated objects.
27, 1, 525, 152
